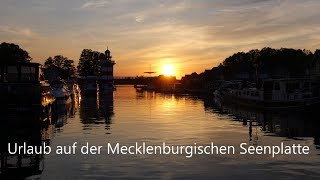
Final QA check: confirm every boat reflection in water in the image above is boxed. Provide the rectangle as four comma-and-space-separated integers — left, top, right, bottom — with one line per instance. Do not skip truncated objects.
0, 97, 78, 179
0, 115, 53, 179
204, 96, 320, 149
79, 91, 114, 132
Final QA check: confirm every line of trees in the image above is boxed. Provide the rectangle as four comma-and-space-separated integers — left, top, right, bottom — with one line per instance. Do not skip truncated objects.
0, 42, 103, 80
221, 47, 313, 80
181, 47, 317, 89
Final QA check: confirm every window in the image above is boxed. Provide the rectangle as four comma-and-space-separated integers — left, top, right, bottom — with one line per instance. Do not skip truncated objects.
274, 82, 280, 90
5, 66, 19, 81
21, 66, 36, 81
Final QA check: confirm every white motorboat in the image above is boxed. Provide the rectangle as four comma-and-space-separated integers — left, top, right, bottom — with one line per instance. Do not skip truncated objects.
50, 80, 71, 105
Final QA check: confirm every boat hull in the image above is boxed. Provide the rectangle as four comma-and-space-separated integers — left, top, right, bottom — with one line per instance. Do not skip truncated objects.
217, 92, 320, 110
0, 82, 48, 114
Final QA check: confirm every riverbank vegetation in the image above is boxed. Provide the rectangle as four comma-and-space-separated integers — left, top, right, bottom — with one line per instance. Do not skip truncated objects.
181, 47, 320, 90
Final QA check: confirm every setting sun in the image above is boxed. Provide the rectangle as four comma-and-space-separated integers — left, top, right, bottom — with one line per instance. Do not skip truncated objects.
162, 64, 174, 76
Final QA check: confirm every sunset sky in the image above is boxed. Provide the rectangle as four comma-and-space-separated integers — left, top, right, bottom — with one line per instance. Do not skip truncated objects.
1, 0, 320, 78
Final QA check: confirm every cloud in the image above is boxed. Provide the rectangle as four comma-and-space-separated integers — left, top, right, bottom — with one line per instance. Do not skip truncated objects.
1, 0, 320, 77
135, 15, 145, 23
81, 0, 111, 9
0, 26, 34, 37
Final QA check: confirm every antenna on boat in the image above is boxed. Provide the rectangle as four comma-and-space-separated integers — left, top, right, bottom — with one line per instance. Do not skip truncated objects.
144, 64, 156, 77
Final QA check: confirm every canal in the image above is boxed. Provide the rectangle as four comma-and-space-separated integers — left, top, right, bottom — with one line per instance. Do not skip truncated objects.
1, 86, 320, 179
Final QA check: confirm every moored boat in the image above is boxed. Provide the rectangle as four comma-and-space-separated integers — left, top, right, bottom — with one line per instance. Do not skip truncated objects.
0, 62, 55, 116
214, 78, 320, 110
134, 84, 156, 91
49, 80, 71, 105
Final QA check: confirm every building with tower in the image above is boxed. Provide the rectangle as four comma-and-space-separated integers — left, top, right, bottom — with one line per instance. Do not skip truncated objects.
98, 48, 116, 92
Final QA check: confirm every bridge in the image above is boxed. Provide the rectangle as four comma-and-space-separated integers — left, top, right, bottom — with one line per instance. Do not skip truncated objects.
113, 76, 137, 85
78, 76, 153, 85
113, 76, 157, 85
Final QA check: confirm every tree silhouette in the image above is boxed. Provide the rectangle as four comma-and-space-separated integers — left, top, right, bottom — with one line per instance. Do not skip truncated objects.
43, 55, 76, 80
0, 42, 32, 63
77, 49, 100, 77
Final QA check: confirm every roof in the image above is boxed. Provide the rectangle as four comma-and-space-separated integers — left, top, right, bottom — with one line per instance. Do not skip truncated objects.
0, 62, 40, 67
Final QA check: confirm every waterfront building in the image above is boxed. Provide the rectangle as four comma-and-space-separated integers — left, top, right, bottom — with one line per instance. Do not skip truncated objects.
311, 49, 320, 79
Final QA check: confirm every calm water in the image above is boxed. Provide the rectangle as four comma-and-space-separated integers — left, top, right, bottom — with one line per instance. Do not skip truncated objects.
1, 86, 320, 179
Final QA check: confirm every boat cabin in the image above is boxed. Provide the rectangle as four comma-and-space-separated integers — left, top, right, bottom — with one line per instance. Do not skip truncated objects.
227, 78, 314, 102
262, 79, 312, 101
0, 63, 44, 83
